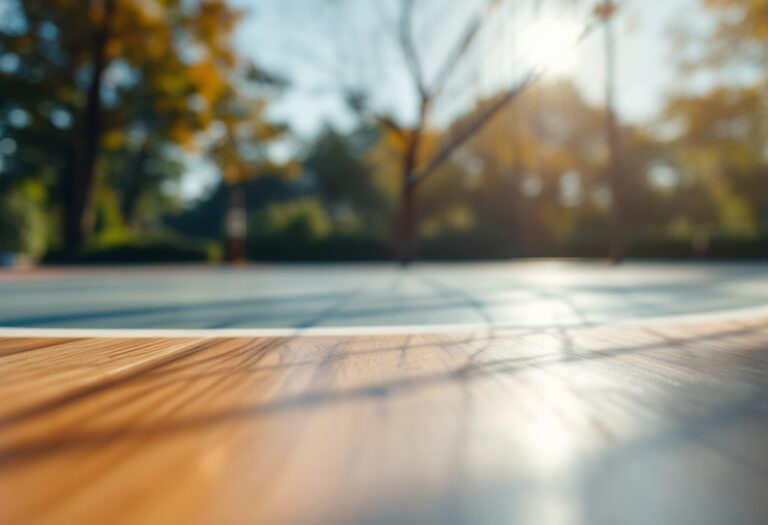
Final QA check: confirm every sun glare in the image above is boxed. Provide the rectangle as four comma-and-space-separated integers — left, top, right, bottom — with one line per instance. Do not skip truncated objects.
519, 16, 582, 75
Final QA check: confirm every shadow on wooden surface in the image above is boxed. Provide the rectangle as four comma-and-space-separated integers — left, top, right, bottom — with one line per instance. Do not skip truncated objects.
2, 319, 768, 524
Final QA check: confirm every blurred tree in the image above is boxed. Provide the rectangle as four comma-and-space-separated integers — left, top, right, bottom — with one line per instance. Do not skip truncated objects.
0, 0, 272, 256
165, 173, 302, 240
662, 86, 767, 234
0, 186, 48, 258
250, 198, 332, 245
704, 0, 768, 67
303, 125, 388, 233
204, 69, 289, 263
412, 81, 663, 255
322, 0, 542, 263
652, 0, 768, 244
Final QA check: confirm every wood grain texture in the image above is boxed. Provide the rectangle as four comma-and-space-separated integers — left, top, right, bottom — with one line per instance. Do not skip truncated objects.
2, 320, 768, 525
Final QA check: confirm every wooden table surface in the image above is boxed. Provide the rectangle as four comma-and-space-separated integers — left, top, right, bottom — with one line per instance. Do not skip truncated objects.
3, 319, 768, 524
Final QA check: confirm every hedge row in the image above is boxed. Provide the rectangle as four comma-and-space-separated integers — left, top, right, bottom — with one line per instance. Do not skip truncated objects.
44, 236, 221, 264
39, 232, 768, 264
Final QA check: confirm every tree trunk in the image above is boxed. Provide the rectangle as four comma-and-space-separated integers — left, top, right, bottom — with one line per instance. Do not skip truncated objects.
603, 0, 624, 263
63, 147, 81, 257
397, 136, 420, 265
396, 99, 429, 265
64, 0, 114, 257
226, 184, 247, 265
397, 183, 417, 265
122, 143, 150, 229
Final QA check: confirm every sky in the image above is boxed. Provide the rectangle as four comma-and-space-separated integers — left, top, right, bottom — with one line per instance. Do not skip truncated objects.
184, 0, 711, 200
232, 0, 708, 133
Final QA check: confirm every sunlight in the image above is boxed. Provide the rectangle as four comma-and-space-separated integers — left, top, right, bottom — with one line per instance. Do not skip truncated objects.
519, 16, 582, 75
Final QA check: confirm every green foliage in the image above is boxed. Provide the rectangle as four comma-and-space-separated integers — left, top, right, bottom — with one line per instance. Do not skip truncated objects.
0, 0, 279, 253
165, 174, 304, 240
303, 126, 387, 229
2, 0, 767, 265
662, 86, 768, 233
0, 189, 47, 256
248, 233, 389, 261
250, 198, 332, 244
246, 193, 391, 261
564, 233, 768, 260
45, 234, 221, 264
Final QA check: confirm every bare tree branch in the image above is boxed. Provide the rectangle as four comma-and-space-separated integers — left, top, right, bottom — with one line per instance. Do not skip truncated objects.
406, 71, 540, 189
398, 0, 428, 99
430, 0, 502, 99
407, 15, 604, 189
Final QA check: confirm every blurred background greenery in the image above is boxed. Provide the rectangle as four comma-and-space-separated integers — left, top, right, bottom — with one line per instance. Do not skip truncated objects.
1, 0, 767, 264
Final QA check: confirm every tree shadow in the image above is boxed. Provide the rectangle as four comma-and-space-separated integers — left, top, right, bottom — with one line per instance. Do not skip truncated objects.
4, 270, 768, 330
2, 320, 767, 467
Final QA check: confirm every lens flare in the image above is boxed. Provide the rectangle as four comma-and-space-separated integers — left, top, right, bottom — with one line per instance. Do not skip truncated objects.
519, 16, 582, 74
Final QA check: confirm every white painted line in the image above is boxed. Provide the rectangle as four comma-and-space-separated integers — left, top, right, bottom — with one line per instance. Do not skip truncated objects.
0, 325, 497, 339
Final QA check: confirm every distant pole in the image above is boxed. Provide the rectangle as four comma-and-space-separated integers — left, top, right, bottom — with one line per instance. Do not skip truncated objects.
224, 128, 247, 266
596, 0, 624, 263
226, 183, 247, 266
